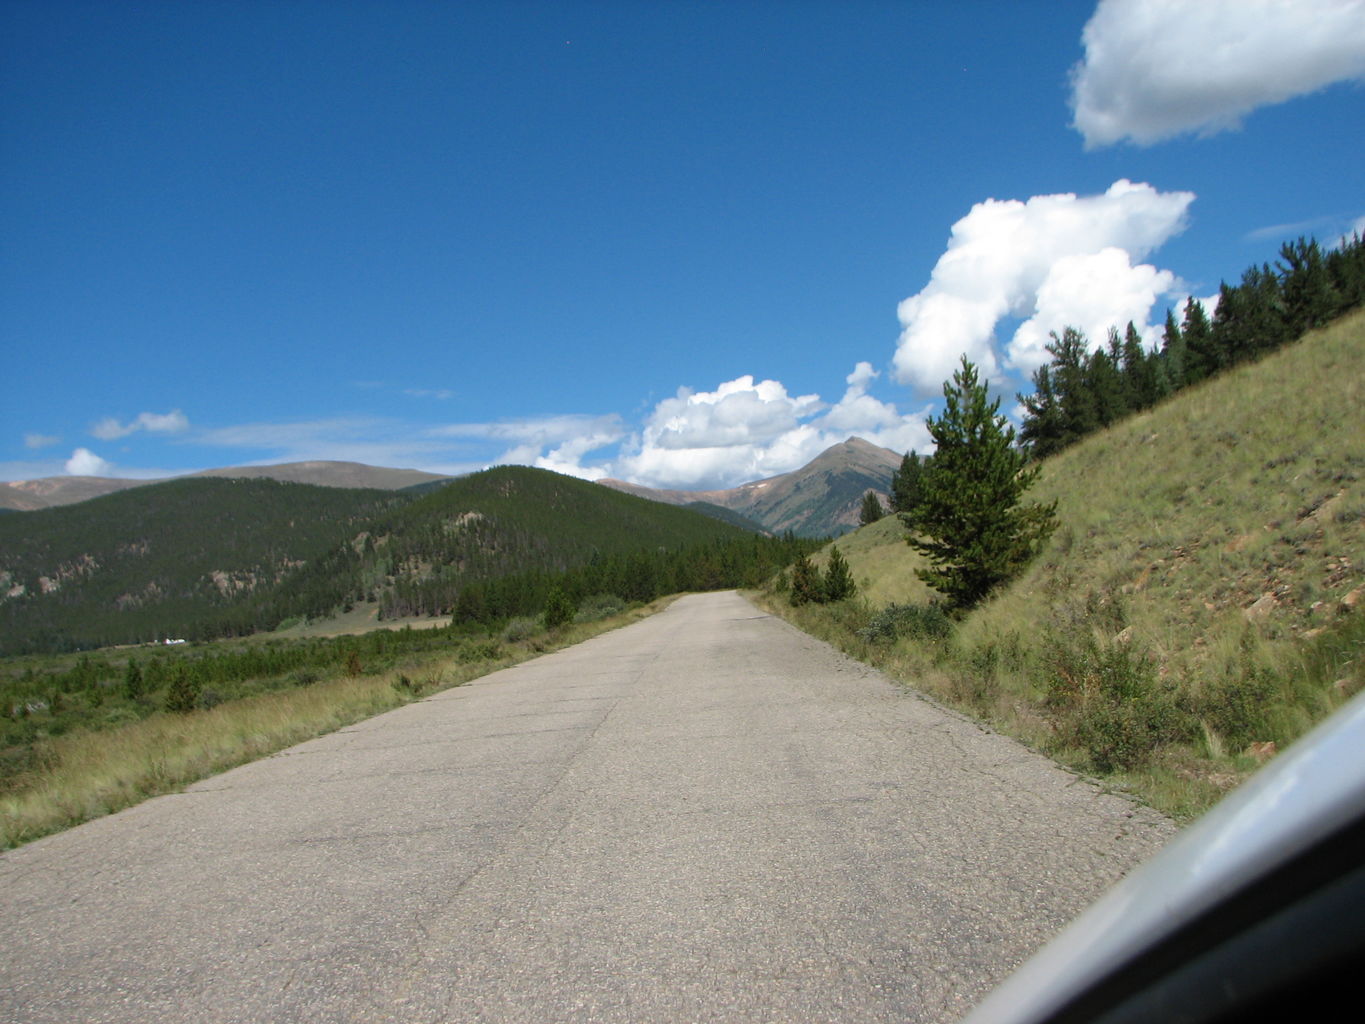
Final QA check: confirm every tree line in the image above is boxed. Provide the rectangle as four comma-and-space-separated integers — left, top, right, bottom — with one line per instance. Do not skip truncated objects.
444, 533, 824, 626
1018, 233, 1365, 459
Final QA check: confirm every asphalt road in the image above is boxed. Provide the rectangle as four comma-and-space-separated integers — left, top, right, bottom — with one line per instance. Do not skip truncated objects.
0, 591, 1174, 1023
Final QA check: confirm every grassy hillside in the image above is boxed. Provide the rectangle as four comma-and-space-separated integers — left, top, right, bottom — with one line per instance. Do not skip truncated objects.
761, 308, 1365, 819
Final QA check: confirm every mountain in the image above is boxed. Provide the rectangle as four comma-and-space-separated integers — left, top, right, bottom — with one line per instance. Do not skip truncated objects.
0, 476, 150, 512
0, 478, 412, 654
599, 437, 903, 537
0, 461, 452, 511
0, 465, 785, 654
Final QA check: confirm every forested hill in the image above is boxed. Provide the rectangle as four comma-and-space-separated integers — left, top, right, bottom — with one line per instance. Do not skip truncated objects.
0, 466, 791, 655
0, 478, 411, 654
284, 465, 777, 623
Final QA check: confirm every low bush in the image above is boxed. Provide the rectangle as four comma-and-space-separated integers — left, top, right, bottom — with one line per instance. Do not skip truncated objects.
856, 602, 953, 645
500, 617, 540, 643
1043, 629, 1194, 773
574, 594, 626, 623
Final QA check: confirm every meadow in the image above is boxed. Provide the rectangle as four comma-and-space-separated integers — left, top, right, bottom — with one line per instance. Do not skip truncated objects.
0, 597, 673, 848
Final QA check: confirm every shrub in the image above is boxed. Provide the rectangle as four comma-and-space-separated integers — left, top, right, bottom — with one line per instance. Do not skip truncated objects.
1043, 629, 1193, 773
541, 585, 577, 630
856, 603, 953, 644
457, 640, 503, 663
573, 594, 625, 623
500, 617, 540, 643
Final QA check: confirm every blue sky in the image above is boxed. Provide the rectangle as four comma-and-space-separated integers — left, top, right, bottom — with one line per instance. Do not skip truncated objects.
4, 0, 1363, 490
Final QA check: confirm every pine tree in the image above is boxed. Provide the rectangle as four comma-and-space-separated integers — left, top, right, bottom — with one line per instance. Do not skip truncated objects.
889, 451, 926, 513
1181, 298, 1216, 384
1018, 364, 1066, 459
123, 658, 144, 700
1047, 327, 1098, 443
789, 555, 823, 606
902, 357, 1057, 610
823, 546, 856, 602
163, 665, 199, 714
1160, 308, 1186, 390
859, 490, 885, 526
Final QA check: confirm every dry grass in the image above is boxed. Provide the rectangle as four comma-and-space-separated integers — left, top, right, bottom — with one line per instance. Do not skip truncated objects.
1, 598, 674, 848
760, 310, 1365, 821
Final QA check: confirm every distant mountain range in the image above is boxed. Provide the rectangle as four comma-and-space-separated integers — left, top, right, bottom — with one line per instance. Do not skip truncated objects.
0, 438, 903, 537
0, 461, 449, 512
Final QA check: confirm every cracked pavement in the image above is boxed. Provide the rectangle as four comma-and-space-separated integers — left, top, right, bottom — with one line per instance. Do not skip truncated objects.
0, 591, 1174, 1022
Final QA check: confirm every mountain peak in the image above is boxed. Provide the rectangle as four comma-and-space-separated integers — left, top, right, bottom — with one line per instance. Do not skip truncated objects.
599, 437, 902, 536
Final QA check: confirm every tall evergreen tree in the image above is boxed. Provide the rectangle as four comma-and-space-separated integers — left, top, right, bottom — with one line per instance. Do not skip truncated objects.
1181, 298, 1216, 384
1018, 364, 1066, 459
1119, 321, 1158, 409
1086, 331, 1129, 427
1160, 307, 1186, 390
859, 490, 885, 526
789, 555, 823, 606
1278, 237, 1337, 336
823, 546, 856, 602
889, 451, 926, 513
902, 358, 1057, 610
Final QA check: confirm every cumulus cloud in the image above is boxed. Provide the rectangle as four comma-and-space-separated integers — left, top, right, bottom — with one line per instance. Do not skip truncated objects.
1071, 0, 1365, 148
1010, 249, 1178, 371
427, 414, 628, 481
606, 368, 930, 491
894, 180, 1193, 391
65, 448, 113, 476
23, 432, 60, 450
91, 409, 190, 441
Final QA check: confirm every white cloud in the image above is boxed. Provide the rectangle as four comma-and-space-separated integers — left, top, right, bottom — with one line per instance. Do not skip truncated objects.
894, 180, 1193, 392
404, 388, 454, 400
65, 448, 113, 476
1336, 214, 1365, 247
606, 369, 930, 491
1071, 0, 1365, 148
1010, 248, 1177, 371
91, 409, 190, 440
23, 432, 60, 450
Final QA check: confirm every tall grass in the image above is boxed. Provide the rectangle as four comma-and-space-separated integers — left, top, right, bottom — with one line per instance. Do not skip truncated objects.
757, 310, 1365, 821
0, 598, 672, 848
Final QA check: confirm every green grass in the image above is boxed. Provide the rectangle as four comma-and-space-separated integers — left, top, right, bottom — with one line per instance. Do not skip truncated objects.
0, 597, 675, 848
758, 309, 1365, 821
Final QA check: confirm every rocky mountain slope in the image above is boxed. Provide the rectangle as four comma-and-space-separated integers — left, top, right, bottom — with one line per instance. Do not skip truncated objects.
600, 437, 903, 537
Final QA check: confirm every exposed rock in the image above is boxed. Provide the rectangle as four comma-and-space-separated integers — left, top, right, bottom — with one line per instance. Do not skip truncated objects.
1243, 592, 1277, 622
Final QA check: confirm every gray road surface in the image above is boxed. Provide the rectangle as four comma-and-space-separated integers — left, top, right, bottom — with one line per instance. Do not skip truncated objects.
0, 591, 1174, 1023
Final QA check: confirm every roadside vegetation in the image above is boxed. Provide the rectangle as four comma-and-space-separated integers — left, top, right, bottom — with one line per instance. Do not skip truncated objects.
0, 595, 675, 848
758, 307, 1364, 822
